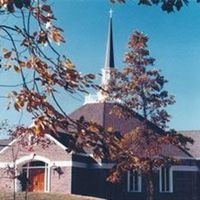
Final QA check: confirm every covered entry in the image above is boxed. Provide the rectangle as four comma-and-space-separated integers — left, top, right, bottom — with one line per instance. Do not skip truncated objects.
18, 160, 49, 192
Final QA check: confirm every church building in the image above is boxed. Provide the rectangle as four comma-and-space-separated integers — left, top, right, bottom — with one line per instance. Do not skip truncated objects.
0, 10, 199, 200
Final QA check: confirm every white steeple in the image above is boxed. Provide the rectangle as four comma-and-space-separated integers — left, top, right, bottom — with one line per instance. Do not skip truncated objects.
84, 9, 115, 104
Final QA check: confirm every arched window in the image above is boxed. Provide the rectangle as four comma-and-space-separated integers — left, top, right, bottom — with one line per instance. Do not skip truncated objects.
23, 161, 45, 168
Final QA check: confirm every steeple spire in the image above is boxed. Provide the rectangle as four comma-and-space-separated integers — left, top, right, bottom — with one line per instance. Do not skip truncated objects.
104, 9, 115, 69
84, 9, 116, 104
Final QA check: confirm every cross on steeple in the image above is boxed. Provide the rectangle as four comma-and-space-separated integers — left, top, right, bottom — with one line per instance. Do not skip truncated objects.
109, 8, 113, 18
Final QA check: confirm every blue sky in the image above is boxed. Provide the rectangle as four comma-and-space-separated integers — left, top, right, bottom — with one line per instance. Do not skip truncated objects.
53, 0, 200, 131
1, 0, 200, 131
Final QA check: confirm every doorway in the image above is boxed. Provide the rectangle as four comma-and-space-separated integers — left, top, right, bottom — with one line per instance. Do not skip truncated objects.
22, 161, 47, 192
28, 168, 45, 192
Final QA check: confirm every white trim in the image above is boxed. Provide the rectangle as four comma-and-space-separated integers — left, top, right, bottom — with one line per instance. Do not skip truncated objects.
91, 163, 114, 169
45, 135, 99, 160
51, 161, 114, 169
127, 171, 129, 192
22, 166, 46, 169
50, 161, 87, 168
0, 138, 17, 154
27, 162, 30, 183
173, 156, 196, 160
171, 165, 199, 172
192, 157, 200, 160
50, 161, 113, 169
127, 171, 142, 192
45, 134, 67, 151
0, 162, 13, 168
45, 135, 96, 160
0, 158, 200, 172
159, 167, 173, 193
74, 152, 93, 157
0, 160, 87, 169
47, 164, 51, 192
50, 161, 71, 167
15, 166, 20, 192
71, 161, 87, 168
44, 163, 47, 192
16, 154, 51, 166
44, 135, 96, 159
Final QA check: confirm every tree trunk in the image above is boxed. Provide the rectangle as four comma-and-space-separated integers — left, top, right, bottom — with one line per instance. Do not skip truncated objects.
13, 178, 16, 200
25, 188, 28, 200
146, 171, 156, 200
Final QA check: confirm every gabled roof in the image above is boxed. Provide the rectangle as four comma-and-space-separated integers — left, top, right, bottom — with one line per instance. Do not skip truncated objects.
69, 102, 191, 158
0, 134, 72, 163
179, 130, 200, 158
0, 103, 195, 161
69, 102, 164, 133
70, 103, 104, 126
69, 102, 142, 135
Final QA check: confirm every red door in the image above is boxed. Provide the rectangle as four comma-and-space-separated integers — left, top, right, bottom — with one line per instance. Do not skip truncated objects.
28, 169, 45, 192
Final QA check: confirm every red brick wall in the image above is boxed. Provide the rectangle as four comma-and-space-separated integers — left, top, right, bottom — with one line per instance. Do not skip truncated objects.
0, 140, 71, 163
0, 169, 14, 192
50, 167, 71, 193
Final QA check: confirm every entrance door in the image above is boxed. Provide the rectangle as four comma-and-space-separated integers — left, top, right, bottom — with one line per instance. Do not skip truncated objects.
28, 169, 45, 192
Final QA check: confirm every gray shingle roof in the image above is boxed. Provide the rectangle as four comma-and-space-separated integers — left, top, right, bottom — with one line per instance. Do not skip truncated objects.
69, 102, 191, 158
0, 138, 11, 151
179, 130, 200, 158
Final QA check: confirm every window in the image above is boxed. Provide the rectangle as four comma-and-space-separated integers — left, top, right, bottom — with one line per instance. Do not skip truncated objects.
28, 134, 38, 146
127, 170, 142, 192
160, 166, 173, 193
28, 134, 35, 145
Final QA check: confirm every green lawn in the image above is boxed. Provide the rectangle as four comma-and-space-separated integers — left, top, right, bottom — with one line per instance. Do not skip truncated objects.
0, 192, 104, 200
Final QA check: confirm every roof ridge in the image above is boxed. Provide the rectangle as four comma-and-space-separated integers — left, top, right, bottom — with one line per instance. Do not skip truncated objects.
179, 130, 200, 133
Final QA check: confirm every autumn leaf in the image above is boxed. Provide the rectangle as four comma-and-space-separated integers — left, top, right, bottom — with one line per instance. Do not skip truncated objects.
14, 98, 24, 111
3, 48, 12, 59
107, 127, 113, 132
14, 65, 21, 73
19, 60, 26, 68
63, 59, 75, 69
51, 27, 65, 44
32, 125, 43, 136
38, 31, 48, 44
89, 124, 99, 133
42, 4, 52, 13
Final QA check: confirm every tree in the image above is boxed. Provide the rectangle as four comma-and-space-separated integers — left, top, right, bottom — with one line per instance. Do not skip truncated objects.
0, 2, 194, 199
0, 125, 52, 200
0, 0, 106, 154
0, 5, 118, 198
106, 31, 193, 200
111, 0, 197, 13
